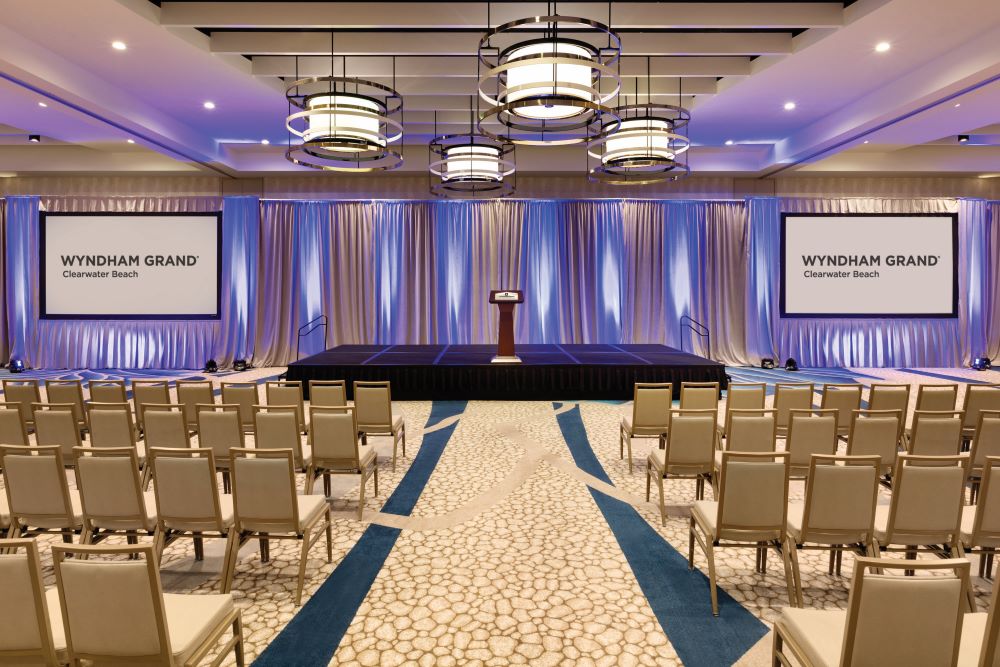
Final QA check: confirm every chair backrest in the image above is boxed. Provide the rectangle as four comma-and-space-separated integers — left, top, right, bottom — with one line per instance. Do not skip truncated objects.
220, 382, 259, 432
309, 380, 348, 408
87, 379, 127, 405
309, 406, 362, 467
196, 405, 243, 463
915, 383, 958, 412
773, 383, 814, 430
723, 384, 765, 434
86, 402, 137, 449
724, 409, 777, 453
663, 409, 716, 470
716, 452, 789, 542
353, 381, 394, 430
149, 448, 224, 532
678, 382, 719, 412
0, 538, 61, 665
840, 557, 968, 667
909, 410, 964, 457
175, 380, 215, 430
977, 551, 1000, 667
785, 409, 839, 470
969, 457, 1000, 552
131, 381, 170, 429
141, 404, 191, 449
73, 447, 151, 531
628, 383, 672, 432
45, 380, 86, 425
846, 409, 902, 476
970, 412, 1000, 475
265, 381, 306, 433
52, 543, 172, 663
33, 403, 82, 459
2, 379, 41, 425
231, 448, 299, 533
819, 384, 863, 432
253, 405, 306, 468
0, 402, 29, 446
0, 445, 75, 525
884, 454, 967, 544
868, 384, 910, 422
963, 385, 1000, 431
798, 455, 880, 545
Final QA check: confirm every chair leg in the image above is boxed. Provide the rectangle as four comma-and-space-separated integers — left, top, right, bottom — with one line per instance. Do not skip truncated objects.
956, 543, 977, 612
772, 628, 784, 667
304, 465, 316, 495
619, 427, 625, 460
358, 473, 366, 520
625, 435, 633, 474
373, 466, 379, 496
259, 535, 270, 563
222, 471, 231, 494
655, 473, 667, 527
295, 534, 309, 605
645, 467, 651, 502
706, 540, 720, 616
323, 473, 331, 498
401, 423, 406, 458
780, 540, 797, 608
392, 433, 398, 472
835, 547, 844, 576
688, 517, 696, 570
232, 615, 245, 667
221, 531, 239, 593
153, 527, 167, 565
788, 540, 804, 608
905, 546, 917, 576
325, 510, 332, 562
140, 463, 152, 491
827, 548, 837, 575
193, 534, 204, 561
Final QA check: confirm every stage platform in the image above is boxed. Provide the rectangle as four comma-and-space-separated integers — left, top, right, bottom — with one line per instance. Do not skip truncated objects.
285, 344, 727, 401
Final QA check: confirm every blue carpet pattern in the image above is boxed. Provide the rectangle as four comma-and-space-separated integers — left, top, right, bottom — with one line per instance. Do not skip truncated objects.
554, 403, 768, 666
253, 400, 467, 667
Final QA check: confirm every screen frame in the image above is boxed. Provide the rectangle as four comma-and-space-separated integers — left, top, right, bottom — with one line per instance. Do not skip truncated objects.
779, 212, 959, 319
39, 211, 223, 321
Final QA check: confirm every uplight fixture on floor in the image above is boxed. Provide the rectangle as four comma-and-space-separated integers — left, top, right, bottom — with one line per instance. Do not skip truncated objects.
476, 2, 621, 145
285, 33, 403, 172
8, 358, 24, 373
972, 356, 993, 371
429, 101, 515, 198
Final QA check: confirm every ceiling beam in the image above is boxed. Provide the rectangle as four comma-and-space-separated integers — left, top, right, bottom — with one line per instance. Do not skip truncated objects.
162, 2, 842, 29
212, 31, 792, 56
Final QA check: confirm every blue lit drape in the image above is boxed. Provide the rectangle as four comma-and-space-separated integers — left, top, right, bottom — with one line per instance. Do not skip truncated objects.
5, 196, 40, 364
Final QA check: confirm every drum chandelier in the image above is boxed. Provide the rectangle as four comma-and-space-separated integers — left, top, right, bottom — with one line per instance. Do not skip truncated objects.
429, 102, 516, 198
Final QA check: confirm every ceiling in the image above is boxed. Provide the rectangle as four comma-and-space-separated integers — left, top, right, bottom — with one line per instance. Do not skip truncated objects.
0, 0, 997, 178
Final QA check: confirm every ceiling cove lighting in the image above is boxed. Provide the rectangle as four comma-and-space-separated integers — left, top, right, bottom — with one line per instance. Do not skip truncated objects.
111, 40, 127, 51
285, 34, 403, 172
429, 104, 516, 198
587, 61, 691, 185
477, 5, 622, 145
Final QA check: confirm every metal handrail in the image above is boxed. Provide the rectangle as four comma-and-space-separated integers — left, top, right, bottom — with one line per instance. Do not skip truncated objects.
296, 314, 328, 360
680, 315, 711, 360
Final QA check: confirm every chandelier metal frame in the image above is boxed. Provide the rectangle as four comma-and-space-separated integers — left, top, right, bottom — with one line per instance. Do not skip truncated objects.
429, 101, 516, 198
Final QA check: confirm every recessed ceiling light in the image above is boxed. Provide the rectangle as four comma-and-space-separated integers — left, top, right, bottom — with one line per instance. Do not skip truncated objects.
28, 135, 40, 143
127, 139, 135, 144
37, 101, 47, 108
954, 103, 961, 108
875, 41, 891, 53
724, 140, 734, 146
261, 139, 270, 145
863, 140, 870, 144
783, 101, 796, 111
958, 135, 970, 143
203, 101, 216, 110
111, 40, 127, 51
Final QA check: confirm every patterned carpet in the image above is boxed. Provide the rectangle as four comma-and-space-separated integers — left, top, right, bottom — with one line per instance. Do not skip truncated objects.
2, 366, 997, 666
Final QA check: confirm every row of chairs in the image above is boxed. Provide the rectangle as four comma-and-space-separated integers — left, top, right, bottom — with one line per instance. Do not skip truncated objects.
1, 443, 332, 605
688, 451, 1000, 618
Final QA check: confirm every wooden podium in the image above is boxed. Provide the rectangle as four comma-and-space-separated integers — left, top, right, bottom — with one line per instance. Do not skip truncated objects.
489, 290, 523, 364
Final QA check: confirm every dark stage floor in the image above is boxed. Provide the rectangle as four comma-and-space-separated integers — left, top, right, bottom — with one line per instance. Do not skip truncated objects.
286, 344, 726, 401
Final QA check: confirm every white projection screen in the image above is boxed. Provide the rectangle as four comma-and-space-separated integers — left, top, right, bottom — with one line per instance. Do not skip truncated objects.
780, 213, 958, 318
40, 212, 221, 319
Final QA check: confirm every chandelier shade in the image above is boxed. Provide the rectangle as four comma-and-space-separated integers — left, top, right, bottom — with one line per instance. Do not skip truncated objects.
588, 103, 691, 185
285, 75, 403, 172
477, 15, 622, 145
429, 133, 516, 198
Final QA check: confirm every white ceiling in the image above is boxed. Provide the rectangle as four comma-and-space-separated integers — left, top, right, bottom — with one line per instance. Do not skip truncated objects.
0, 0, 997, 178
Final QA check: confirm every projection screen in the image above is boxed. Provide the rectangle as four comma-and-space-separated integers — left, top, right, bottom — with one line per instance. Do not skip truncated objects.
780, 213, 958, 318
40, 212, 221, 319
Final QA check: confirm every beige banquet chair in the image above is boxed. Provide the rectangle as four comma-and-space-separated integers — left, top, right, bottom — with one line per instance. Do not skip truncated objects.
220, 382, 260, 434
1, 445, 83, 542
713, 408, 777, 475
175, 380, 216, 432
197, 405, 244, 493
51, 542, 245, 667
969, 412, 1000, 503
73, 446, 157, 547
86, 379, 127, 405
679, 382, 720, 412
254, 404, 311, 471
961, 456, 1000, 582
689, 451, 793, 616
86, 401, 149, 487
906, 410, 964, 457
773, 557, 970, 667
0, 538, 68, 666
784, 409, 839, 479
720, 383, 766, 438
265, 381, 307, 434
132, 381, 170, 434
225, 448, 332, 605
150, 448, 237, 588
784, 455, 881, 606
962, 385, 1000, 440
774, 383, 815, 438
44, 380, 87, 435
354, 380, 407, 472
142, 404, 193, 450
868, 383, 911, 426
306, 406, 378, 519
2, 379, 42, 431
958, 562, 1000, 667
32, 403, 84, 466
845, 409, 903, 479
0, 401, 30, 447
619, 382, 672, 474
309, 380, 349, 408
645, 409, 717, 526
819, 383, 863, 438
914, 382, 959, 412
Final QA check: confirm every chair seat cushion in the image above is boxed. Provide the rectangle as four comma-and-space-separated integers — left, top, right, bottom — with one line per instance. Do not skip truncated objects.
960, 505, 1000, 548
297, 496, 328, 532
691, 500, 718, 539
874, 505, 957, 546
26, 490, 84, 529
163, 592, 235, 663
958, 612, 988, 667
786, 503, 804, 542
163, 496, 235, 533
0, 493, 9, 529
647, 449, 710, 477
44, 587, 68, 654
777, 609, 846, 667
88, 492, 158, 531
